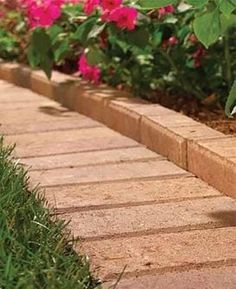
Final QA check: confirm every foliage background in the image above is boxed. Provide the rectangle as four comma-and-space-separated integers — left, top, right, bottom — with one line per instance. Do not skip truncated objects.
0, 0, 235, 114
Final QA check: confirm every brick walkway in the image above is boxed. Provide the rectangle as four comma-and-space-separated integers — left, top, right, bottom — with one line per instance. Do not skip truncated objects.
1, 79, 236, 289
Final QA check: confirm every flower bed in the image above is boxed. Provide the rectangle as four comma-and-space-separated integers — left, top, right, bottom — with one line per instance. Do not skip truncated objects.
0, 0, 236, 132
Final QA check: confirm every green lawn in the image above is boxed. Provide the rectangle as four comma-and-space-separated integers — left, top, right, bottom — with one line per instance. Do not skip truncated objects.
0, 137, 101, 289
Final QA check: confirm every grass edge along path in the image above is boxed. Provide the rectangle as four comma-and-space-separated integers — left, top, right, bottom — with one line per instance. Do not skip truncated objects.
0, 137, 101, 289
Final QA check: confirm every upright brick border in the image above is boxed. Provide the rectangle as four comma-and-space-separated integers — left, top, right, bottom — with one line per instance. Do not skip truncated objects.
0, 61, 235, 198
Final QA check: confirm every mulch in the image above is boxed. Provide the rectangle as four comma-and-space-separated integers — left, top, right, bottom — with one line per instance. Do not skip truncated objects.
147, 90, 236, 135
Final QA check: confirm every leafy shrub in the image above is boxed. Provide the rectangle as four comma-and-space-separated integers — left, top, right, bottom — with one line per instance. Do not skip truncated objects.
0, 0, 236, 114
0, 3, 28, 61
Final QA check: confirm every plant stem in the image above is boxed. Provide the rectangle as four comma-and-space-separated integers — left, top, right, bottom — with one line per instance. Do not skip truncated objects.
224, 31, 232, 91
159, 49, 204, 99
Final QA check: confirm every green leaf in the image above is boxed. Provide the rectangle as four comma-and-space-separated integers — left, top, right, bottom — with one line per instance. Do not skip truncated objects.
54, 40, 70, 62
114, 39, 131, 53
153, 30, 163, 46
193, 9, 221, 47
88, 23, 106, 39
186, 0, 208, 8
138, 0, 176, 9
28, 29, 54, 79
220, 13, 236, 33
31, 28, 52, 54
126, 27, 150, 48
225, 80, 236, 117
27, 45, 40, 68
73, 17, 97, 43
86, 46, 106, 65
217, 0, 236, 16
48, 25, 63, 45
40, 54, 54, 79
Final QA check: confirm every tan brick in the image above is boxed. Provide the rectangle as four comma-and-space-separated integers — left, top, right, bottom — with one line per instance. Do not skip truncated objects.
1, 117, 100, 135
30, 70, 54, 99
104, 266, 236, 289
0, 62, 18, 82
22, 147, 160, 170
120, 101, 176, 117
0, 83, 43, 103
73, 84, 129, 122
51, 70, 76, 84
30, 159, 190, 187
49, 70, 79, 110
0, 107, 75, 124
188, 139, 236, 198
75, 89, 113, 122
144, 114, 200, 128
5, 127, 120, 148
141, 115, 224, 169
11, 64, 31, 88
12, 136, 138, 158
0, 62, 31, 88
1, 99, 60, 111
224, 159, 236, 197
173, 124, 224, 140
230, 157, 236, 164
190, 136, 236, 157
64, 197, 235, 239
53, 79, 79, 110
80, 228, 236, 279
104, 98, 143, 141
33, 69, 76, 103
141, 117, 187, 168
44, 177, 220, 209
50, 71, 128, 121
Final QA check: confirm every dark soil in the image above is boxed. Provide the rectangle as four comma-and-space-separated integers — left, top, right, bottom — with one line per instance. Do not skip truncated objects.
147, 91, 236, 135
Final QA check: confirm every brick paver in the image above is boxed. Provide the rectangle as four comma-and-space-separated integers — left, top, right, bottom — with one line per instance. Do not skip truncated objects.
1, 117, 101, 135
104, 266, 236, 289
44, 178, 220, 209
81, 227, 236, 279
0, 80, 235, 289
21, 147, 162, 170
63, 197, 235, 239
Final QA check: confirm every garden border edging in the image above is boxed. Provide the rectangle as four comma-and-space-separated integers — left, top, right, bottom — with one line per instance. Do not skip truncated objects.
0, 61, 235, 198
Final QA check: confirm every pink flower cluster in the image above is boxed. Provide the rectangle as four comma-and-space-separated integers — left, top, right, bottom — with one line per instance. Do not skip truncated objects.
78, 0, 139, 82
0, 11, 5, 18
158, 4, 174, 17
84, 0, 138, 31
78, 0, 139, 83
21, 0, 138, 30
21, 0, 64, 27
21, 0, 79, 28
78, 53, 101, 83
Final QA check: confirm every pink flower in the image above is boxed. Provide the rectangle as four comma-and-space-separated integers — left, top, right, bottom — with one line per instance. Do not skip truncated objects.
65, 0, 81, 3
0, 10, 5, 18
108, 6, 138, 30
192, 46, 206, 68
101, 9, 110, 21
22, 0, 63, 28
188, 34, 198, 44
100, 0, 121, 11
78, 53, 101, 84
83, 0, 100, 15
161, 36, 178, 49
168, 36, 178, 46
99, 30, 108, 48
158, 5, 174, 16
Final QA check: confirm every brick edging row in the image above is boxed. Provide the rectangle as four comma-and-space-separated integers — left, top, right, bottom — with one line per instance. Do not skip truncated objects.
0, 61, 235, 198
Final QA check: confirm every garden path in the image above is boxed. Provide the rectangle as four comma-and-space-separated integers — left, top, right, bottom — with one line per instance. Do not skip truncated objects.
0, 79, 236, 289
